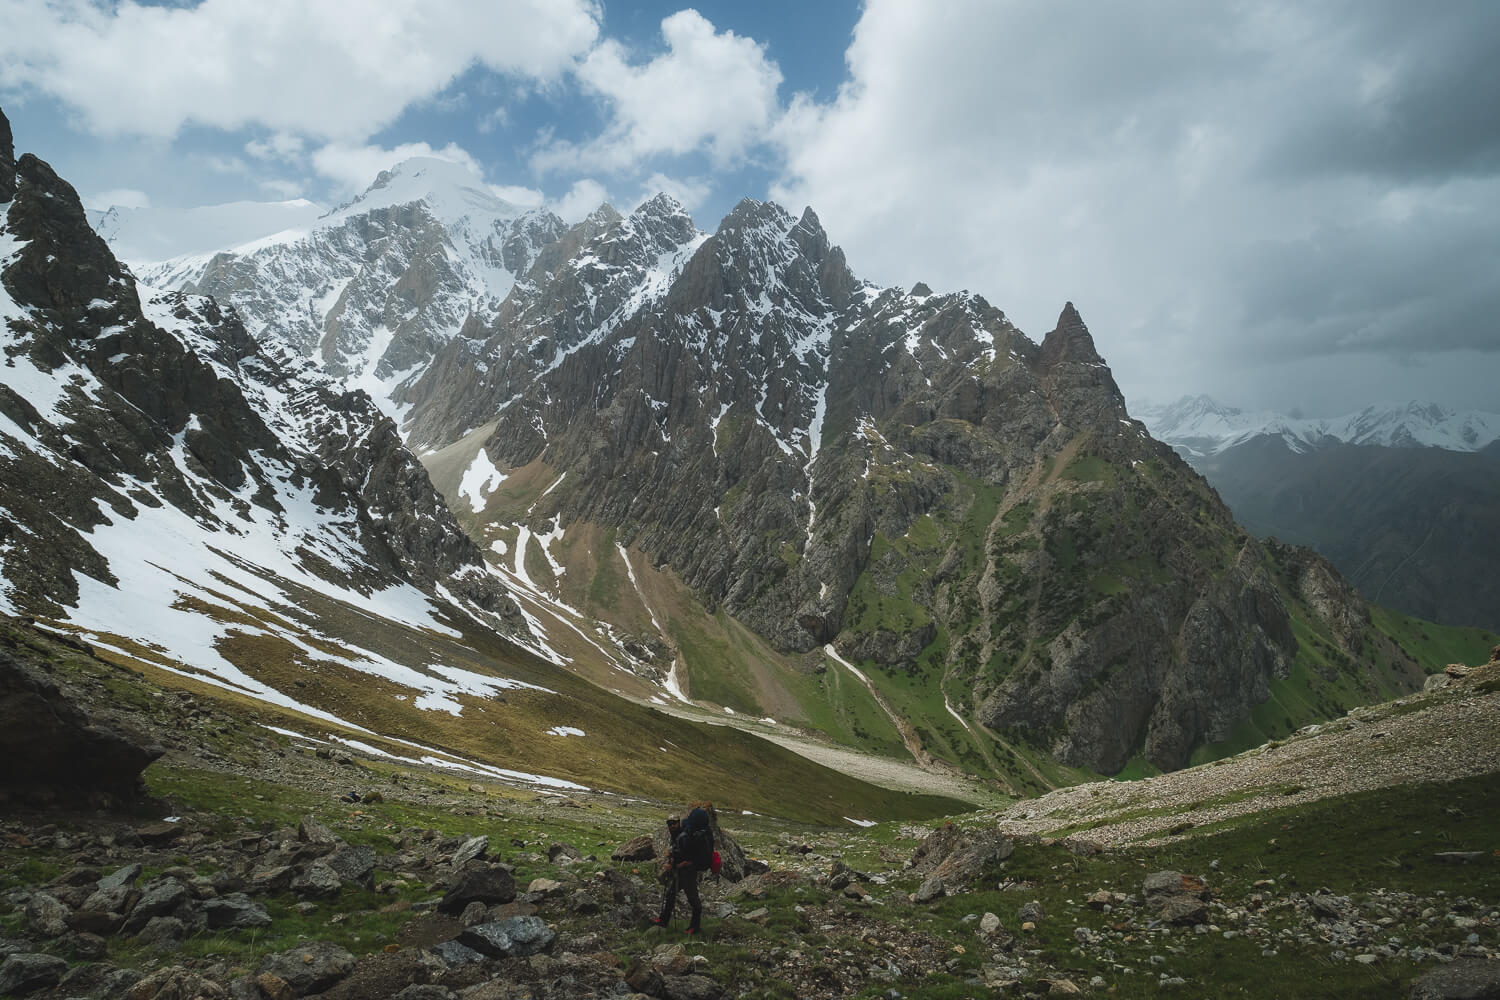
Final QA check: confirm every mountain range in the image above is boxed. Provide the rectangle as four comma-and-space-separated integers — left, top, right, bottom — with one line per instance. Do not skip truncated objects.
1136, 394, 1500, 458
1139, 395, 1500, 632
7, 107, 1490, 807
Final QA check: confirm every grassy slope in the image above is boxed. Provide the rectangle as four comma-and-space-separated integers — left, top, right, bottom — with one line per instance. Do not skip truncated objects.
20, 596, 962, 826
5, 698, 1491, 1000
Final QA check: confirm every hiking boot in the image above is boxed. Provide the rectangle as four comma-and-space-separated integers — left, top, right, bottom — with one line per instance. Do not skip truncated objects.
684, 926, 700, 935
650, 918, 669, 928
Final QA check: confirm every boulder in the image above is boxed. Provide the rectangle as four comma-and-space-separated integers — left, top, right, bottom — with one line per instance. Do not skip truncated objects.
258, 941, 356, 996
122, 878, 188, 934
450, 835, 489, 868
456, 916, 555, 958
612, 834, 656, 862
912, 875, 945, 903
0, 643, 161, 807
0, 953, 68, 996
297, 815, 340, 848
323, 845, 377, 888
23, 892, 70, 937
291, 862, 344, 899
429, 939, 488, 968
909, 824, 1014, 889
97, 863, 144, 891
437, 866, 516, 914
82, 882, 140, 915
126, 965, 230, 999
204, 894, 272, 930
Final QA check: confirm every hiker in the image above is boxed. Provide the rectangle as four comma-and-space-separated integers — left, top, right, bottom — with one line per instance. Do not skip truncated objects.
652, 806, 714, 934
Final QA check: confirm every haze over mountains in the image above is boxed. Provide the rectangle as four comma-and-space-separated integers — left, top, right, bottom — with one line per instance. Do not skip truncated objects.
1141, 395, 1500, 633
6, 108, 1488, 805
1138, 395, 1500, 459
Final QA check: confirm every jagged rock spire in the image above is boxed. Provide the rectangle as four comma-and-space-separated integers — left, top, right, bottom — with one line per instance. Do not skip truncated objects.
0, 106, 15, 202
1039, 301, 1105, 367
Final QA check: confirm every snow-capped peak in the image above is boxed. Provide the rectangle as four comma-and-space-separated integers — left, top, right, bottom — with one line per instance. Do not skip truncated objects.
1137, 395, 1500, 456
325, 155, 525, 230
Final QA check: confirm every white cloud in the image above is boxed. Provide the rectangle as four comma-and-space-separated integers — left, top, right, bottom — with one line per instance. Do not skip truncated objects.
531, 9, 782, 174
311, 141, 483, 195
552, 178, 611, 223
258, 178, 305, 201
488, 184, 546, 210
85, 187, 149, 211
246, 132, 306, 162
770, 0, 1500, 413
0, 0, 600, 141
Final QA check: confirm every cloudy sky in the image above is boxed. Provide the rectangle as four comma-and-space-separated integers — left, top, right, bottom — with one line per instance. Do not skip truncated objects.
4, 0, 1497, 415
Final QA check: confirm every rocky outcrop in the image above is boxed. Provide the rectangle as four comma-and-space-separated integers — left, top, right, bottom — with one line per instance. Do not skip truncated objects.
0, 634, 160, 808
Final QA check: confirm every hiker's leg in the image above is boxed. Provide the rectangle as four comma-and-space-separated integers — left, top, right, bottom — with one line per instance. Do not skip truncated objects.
684, 870, 702, 931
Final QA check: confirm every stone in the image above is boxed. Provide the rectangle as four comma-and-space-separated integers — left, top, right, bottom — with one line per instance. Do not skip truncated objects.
438, 866, 516, 914
625, 960, 665, 997
661, 973, 728, 1000
569, 889, 600, 914
429, 939, 488, 967
979, 912, 1002, 936
323, 845, 377, 887
123, 878, 189, 933
0, 643, 162, 808
257, 940, 356, 996
291, 862, 344, 899
0, 953, 68, 996
23, 892, 70, 937
62, 930, 108, 960
1143, 871, 1193, 897
297, 815, 340, 848
547, 842, 582, 864
60, 963, 143, 997
527, 877, 563, 895
256, 972, 296, 1000
250, 865, 297, 893
450, 835, 489, 868
1159, 895, 1209, 926
98, 863, 144, 891
126, 965, 230, 999
912, 875, 945, 903
1086, 889, 1114, 909
457, 916, 555, 959
1409, 959, 1500, 999
457, 900, 487, 927
135, 822, 184, 846
136, 915, 188, 947
204, 894, 272, 930
1017, 900, 1047, 923
612, 834, 656, 862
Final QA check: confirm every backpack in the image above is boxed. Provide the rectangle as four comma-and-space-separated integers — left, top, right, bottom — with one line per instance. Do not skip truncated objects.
682, 807, 715, 872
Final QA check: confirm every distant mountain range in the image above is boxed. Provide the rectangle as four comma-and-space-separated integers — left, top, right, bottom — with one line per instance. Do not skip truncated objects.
1136, 395, 1500, 458
1139, 395, 1500, 632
